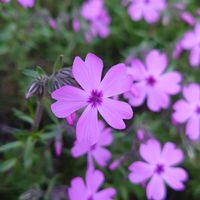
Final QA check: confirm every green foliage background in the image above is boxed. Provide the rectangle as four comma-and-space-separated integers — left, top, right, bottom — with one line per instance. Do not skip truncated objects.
0, 0, 200, 199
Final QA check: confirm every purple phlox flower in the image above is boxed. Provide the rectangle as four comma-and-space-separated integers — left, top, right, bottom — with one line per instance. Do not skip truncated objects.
180, 23, 200, 67
72, 18, 81, 32
129, 139, 188, 200
128, 0, 167, 24
17, 0, 35, 8
172, 3, 186, 10
196, 8, 200, 16
66, 112, 76, 126
136, 129, 145, 141
48, 18, 58, 29
124, 50, 182, 112
173, 40, 183, 60
180, 12, 195, 26
71, 121, 113, 167
173, 83, 200, 140
68, 168, 116, 200
54, 134, 63, 156
0, 0, 10, 3
79, 0, 111, 41
51, 53, 133, 144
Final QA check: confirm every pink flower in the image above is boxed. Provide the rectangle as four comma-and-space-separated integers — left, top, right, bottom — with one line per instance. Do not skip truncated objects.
51, 53, 133, 144
128, 0, 166, 24
71, 121, 113, 167
72, 18, 81, 32
68, 169, 116, 200
17, 0, 35, 8
180, 12, 195, 26
66, 112, 76, 126
79, 0, 111, 41
48, 18, 58, 29
173, 83, 200, 140
129, 139, 188, 200
124, 50, 182, 112
0, 0, 10, 3
173, 41, 183, 60
181, 23, 200, 67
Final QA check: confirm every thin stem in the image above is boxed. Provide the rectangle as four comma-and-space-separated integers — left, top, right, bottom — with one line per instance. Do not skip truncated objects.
31, 100, 44, 131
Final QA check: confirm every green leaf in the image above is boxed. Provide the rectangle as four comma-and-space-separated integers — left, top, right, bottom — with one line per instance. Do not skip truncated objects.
23, 69, 38, 78
53, 54, 64, 73
0, 159, 17, 172
23, 137, 35, 169
13, 108, 33, 124
0, 141, 22, 152
36, 66, 46, 76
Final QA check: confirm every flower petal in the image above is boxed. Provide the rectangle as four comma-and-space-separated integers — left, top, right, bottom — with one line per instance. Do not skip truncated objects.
189, 46, 200, 67
51, 86, 88, 118
145, 50, 168, 75
72, 54, 103, 92
183, 83, 200, 104
71, 140, 90, 158
158, 72, 182, 95
95, 188, 116, 200
100, 64, 132, 97
186, 116, 200, 140
85, 53, 103, 88
127, 58, 147, 81
128, 4, 143, 21
76, 106, 100, 144
124, 83, 146, 107
98, 126, 113, 146
146, 175, 166, 200
161, 142, 184, 166
68, 177, 87, 200
98, 98, 133, 129
128, 161, 154, 184
162, 167, 188, 191
144, 8, 160, 24
86, 169, 104, 193
140, 139, 161, 164
93, 147, 112, 167
147, 88, 170, 112
173, 100, 193, 123
181, 31, 197, 49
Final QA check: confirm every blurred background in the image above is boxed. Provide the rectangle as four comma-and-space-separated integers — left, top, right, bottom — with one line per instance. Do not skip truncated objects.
0, 0, 200, 199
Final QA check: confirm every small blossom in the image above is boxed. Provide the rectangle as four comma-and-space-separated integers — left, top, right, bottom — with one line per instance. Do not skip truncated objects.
180, 12, 195, 26
0, 0, 10, 3
173, 83, 200, 140
180, 23, 200, 67
124, 50, 182, 112
71, 121, 113, 167
173, 41, 183, 60
72, 18, 81, 32
48, 18, 58, 29
17, 0, 35, 8
54, 136, 62, 156
129, 139, 188, 200
66, 112, 76, 126
68, 169, 116, 200
77, 0, 111, 42
51, 53, 133, 144
127, 0, 166, 24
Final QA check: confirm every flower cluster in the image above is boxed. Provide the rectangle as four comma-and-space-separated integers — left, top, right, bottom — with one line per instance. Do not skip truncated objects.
129, 139, 188, 200
72, 0, 111, 42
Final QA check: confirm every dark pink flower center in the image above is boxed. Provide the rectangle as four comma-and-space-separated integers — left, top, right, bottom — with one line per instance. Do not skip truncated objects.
88, 90, 103, 107
146, 76, 156, 86
88, 196, 94, 200
90, 143, 97, 151
145, 0, 150, 3
155, 164, 164, 174
196, 105, 200, 115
